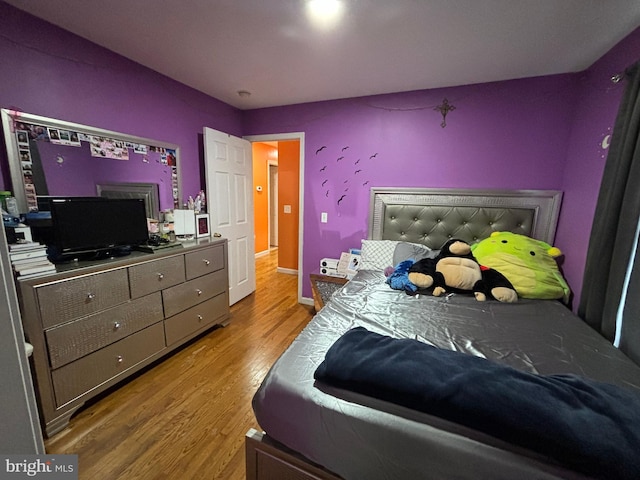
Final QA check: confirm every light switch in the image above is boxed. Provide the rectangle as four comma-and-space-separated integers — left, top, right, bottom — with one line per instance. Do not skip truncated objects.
284, 204, 292, 214
321, 212, 328, 223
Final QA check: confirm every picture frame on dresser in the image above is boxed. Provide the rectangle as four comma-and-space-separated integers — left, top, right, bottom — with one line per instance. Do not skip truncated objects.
196, 213, 211, 238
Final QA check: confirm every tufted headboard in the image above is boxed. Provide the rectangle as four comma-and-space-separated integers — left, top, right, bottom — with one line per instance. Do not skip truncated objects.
368, 188, 563, 249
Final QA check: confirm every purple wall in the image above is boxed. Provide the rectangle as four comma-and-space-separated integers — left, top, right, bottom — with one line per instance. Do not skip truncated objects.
0, 1, 242, 206
556, 27, 640, 309
245, 30, 640, 304
244, 76, 580, 298
2, 1, 639, 307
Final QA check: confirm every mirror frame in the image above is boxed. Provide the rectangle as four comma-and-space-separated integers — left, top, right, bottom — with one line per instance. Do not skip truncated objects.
1, 108, 181, 216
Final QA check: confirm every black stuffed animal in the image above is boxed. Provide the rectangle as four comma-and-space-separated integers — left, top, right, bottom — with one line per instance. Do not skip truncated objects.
408, 239, 517, 302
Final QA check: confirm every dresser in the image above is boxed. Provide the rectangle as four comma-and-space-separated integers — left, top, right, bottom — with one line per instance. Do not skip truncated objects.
17, 238, 229, 437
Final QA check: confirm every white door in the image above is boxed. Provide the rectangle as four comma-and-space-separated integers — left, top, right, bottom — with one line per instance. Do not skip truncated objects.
204, 127, 255, 305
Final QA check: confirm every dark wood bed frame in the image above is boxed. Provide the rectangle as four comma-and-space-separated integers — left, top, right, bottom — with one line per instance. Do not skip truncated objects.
245, 187, 563, 480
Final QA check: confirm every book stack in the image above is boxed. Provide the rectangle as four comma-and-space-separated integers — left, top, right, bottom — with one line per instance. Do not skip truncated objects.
8, 242, 56, 279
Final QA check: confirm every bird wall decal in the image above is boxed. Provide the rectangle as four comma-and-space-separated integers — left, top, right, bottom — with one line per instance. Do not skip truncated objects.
314, 140, 380, 205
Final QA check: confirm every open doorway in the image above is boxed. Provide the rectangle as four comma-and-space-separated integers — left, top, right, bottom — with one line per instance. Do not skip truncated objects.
252, 141, 278, 259
246, 133, 306, 304
251, 140, 298, 275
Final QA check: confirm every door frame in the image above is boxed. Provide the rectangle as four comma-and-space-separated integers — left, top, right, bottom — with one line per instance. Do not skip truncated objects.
268, 160, 278, 248
244, 132, 308, 305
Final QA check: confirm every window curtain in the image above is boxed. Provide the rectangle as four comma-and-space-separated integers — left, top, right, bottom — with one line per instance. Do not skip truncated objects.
619, 235, 640, 364
579, 61, 640, 361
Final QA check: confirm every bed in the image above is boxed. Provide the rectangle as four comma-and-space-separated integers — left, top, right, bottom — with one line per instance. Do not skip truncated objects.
245, 188, 640, 480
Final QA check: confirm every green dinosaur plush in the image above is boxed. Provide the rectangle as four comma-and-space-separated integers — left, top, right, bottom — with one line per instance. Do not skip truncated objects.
470, 232, 570, 303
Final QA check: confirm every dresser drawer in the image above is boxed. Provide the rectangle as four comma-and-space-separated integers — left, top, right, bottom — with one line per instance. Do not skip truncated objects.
46, 292, 164, 369
128, 255, 186, 299
38, 269, 130, 329
162, 269, 228, 318
164, 292, 229, 345
185, 244, 225, 280
51, 322, 165, 406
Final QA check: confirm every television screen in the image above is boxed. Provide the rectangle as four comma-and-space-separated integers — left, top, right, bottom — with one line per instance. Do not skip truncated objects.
49, 197, 149, 260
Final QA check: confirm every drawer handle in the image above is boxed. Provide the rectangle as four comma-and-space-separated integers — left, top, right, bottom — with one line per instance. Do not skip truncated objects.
197, 314, 203, 322
116, 355, 124, 364
196, 289, 203, 296
113, 322, 121, 331
157, 273, 164, 280
87, 293, 96, 301
203, 259, 211, 266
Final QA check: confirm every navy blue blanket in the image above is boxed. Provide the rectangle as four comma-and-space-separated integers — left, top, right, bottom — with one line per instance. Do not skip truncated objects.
314, 327, 640, 480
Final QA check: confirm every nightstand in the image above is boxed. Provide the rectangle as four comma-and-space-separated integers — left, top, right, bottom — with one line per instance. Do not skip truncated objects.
309, 271, 349, 312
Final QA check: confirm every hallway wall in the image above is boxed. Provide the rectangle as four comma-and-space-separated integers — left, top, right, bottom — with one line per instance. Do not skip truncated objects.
252, 142, 274, 255
277, 140, 300, 271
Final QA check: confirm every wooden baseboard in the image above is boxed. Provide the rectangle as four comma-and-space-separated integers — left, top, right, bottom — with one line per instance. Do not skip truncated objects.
276, 267, 298, 275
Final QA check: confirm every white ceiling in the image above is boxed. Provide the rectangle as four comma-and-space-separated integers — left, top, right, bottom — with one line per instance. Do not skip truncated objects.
6, 0, 640, 110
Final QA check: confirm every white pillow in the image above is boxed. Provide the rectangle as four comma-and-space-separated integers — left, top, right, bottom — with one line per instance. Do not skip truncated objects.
359, 240, 401, 270
392, 242, 436, 266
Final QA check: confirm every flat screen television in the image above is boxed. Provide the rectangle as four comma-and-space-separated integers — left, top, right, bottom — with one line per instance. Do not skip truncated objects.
48, 197, 149, 262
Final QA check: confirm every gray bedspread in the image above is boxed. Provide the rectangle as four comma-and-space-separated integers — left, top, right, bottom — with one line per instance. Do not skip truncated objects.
315, 327, 640, 479
252, 270, 640, 480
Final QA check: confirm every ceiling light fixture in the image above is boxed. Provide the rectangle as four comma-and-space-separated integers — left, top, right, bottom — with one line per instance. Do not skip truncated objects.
237, 90, 251, 98
305, 0, 344, 30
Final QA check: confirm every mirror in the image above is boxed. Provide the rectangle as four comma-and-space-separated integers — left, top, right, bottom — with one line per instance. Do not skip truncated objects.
1, 109, 181, 218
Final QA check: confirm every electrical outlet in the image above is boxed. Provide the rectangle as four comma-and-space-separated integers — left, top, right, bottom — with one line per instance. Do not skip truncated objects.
321, 212, 328, 223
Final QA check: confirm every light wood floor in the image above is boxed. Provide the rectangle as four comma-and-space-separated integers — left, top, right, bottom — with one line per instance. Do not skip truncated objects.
44, 249, 314, 479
